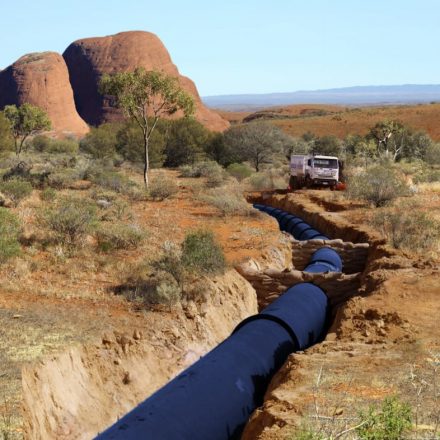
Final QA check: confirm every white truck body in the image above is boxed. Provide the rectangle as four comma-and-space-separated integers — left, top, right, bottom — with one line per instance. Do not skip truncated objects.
290, 154, 339, 188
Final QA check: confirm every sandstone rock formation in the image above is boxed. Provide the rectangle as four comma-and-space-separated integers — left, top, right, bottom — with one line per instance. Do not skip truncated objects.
0, 52, 88, 135
63, 31, 229, 131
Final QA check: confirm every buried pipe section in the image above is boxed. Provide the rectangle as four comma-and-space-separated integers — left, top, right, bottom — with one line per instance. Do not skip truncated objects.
96, 205, 344, 440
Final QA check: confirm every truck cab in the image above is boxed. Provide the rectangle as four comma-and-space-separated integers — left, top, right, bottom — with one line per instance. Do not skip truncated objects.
290, 154, 339, 189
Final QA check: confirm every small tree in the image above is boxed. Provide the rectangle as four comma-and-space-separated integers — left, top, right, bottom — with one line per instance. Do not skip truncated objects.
116, 120, 166, 166
99, 68, 195, 186
311, 135, 342, 156
3, 103, 51, 157
368, 120, 406, 161
164, 118, 210, 167
0, 112, 14, 152
224, 122, 292, 172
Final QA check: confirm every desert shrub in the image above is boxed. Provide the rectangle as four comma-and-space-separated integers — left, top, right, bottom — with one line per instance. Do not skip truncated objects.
0, 179, 33, 206
32, 135, 79, 154
32, 135, 51, 152
373, 205, 440, 253
245, 171, 286, 191
96, 223, 145, 251
148, 174, 178, 200
122, 268, 182, 307
151, 241, 184, 284
0, 112, 13, 152
288, 428, 324, 440
346, 165, 409, 207
424, 142, 440, 165
226, 163, 252, 181
93, 193, 131, 221
89, 170, 132, 194
41, 196, 97, 247
199, 185, 254, 216
0, 208, 21, 263
179, 160, 223, 178
205, 168, 228, 188
47, 139, 79, 154
40, 187, 56, 202
413, 168, 440, 183
80, 123, 120, 159
356, 396, 412, 440
181, 230, 226, 275
46, 168, 79, 189
126, 185, 149, 202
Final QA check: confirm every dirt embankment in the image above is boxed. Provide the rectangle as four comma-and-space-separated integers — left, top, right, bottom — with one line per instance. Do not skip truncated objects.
242, 191, 440, 439
22, 269, 258, 439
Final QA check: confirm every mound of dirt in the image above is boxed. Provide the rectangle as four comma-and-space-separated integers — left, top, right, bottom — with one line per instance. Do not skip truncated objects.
0, 52, 88, 136
63, 31, 229, 131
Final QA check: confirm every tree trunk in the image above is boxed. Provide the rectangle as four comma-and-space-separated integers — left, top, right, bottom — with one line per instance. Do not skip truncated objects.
143, 131, 149, 187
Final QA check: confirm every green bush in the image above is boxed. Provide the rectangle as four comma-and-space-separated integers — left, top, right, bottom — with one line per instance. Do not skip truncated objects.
32, 135, 79, 154
122, 268, 182, 307
116, 120, 165, 167
413, 168, 440, 183
356, 396, 412, 440
226, 163, 253, 181
148, 174, 178, 200
41, 196, 97, 247
0, 179, 33, 206
199, 186, 254, 216
151, 241, 184, 284
205, 168, 227, 188
0, 112, 13, 152
89, 170, 132, 193
32, 135, 51, 152
373, 205, 440, 253
347, 165, 409, 207
163, 118, 210, 167
80, 123, 120, 159
40, 187, 56, 202
0, 208, 21, 263
179, 160, 223, 178
245, 171, 286, 191
48, 139, 79, 154
181, 230, 226, 275
47, 169, 79, 189
96, 223, 145, 251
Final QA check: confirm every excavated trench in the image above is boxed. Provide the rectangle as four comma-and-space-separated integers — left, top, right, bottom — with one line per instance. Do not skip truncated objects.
23, 192, 387, 440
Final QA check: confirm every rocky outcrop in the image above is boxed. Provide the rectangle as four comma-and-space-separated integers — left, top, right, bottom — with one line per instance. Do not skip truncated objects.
63, 31, 229, 131
0, 52, 88, 135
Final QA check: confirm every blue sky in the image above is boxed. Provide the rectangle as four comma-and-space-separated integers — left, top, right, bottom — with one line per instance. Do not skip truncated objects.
1, 0, 439, 96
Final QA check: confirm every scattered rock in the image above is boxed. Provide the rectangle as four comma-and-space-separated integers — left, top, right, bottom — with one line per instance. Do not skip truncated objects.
133, 330, 142, 340
122, 371, 131, 385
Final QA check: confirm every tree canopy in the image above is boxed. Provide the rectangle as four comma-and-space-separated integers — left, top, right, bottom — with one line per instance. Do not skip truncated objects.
99, 68, 195, 185
224, 122, 292, 171
3, 103, 51, 156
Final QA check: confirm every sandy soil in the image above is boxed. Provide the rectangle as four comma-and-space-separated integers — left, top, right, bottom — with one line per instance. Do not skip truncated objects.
242, 189, 440, 439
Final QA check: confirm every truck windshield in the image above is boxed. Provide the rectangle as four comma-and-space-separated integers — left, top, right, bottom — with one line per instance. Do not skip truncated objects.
313, 159, 338, 169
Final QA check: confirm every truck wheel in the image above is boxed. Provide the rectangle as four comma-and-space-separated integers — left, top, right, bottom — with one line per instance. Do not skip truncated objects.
305, 175, 312, 188
289, 176, 297, 191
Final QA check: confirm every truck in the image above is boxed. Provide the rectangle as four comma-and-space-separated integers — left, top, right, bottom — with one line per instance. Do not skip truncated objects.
289, 154, 340, 190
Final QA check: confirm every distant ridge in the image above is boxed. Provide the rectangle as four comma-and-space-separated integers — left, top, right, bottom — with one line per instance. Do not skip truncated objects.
202, 84, 440, 111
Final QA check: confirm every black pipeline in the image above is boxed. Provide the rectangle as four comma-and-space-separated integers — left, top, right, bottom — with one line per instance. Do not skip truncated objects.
96, 205, 343, 440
